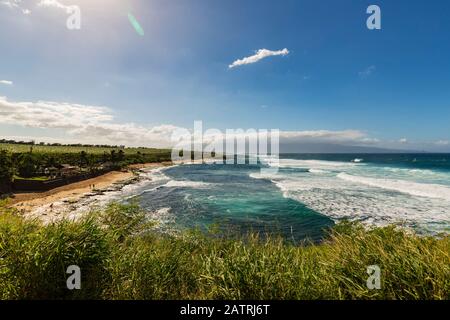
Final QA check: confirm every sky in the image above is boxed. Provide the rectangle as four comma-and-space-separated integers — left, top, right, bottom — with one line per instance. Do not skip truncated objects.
0, 0, 449, 151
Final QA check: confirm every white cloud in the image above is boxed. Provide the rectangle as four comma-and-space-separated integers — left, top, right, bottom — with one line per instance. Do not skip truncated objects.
229, 48, 289, 69
434, 140, 449, 146
359, 137, 380, 144
0, 95, 379, 149
359, 65, 376, 78
0, 0, 30, 14
0, 80, 13, 85
399, 138, 408, 144
1, 0, 20, 9
0, 96, 185, 147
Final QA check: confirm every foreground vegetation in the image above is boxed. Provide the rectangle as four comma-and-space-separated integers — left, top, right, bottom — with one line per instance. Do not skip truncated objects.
0, 202, 448, 300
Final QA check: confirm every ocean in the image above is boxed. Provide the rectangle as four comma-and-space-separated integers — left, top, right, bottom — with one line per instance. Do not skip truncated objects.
118, 154, 450, 241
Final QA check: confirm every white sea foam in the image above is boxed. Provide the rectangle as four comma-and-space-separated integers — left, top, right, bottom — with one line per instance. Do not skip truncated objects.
249, 172, 280, 180
248, 162, 450, 233
139, 166, 171, 182
267, 159, 361, 169
384, 167, 438, 176
140, 179, 212, 194
147, 207, 174, 224
308, 168, 327, 174
337, 173, 450, 200
279, 178, 450, 233
121, 167, 173, 197
163, 180, 212, 189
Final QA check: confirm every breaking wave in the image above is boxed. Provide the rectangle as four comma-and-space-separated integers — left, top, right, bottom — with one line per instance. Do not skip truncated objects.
337, 173, 450, 201
248, 158, 450, 233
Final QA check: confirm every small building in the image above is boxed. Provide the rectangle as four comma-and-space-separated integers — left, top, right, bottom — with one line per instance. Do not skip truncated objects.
99, 161, 115, 170
60, 164, 80, 177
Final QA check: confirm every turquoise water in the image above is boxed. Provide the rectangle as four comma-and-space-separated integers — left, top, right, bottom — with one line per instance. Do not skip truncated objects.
127, 154, 450, 240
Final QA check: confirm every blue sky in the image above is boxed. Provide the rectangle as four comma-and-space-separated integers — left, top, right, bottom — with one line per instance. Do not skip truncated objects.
0, 0, 449, 151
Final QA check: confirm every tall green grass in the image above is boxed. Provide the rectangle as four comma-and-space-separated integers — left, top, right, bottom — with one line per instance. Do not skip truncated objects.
0, 202, 448, 300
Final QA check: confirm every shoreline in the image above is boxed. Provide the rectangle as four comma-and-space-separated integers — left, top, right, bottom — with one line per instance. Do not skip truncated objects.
8, 160, 206, 223
10, 162, 173, 220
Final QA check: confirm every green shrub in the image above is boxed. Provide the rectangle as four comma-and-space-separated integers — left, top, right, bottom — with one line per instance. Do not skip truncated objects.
0, 203, 448, 300
0, 213, 109, 299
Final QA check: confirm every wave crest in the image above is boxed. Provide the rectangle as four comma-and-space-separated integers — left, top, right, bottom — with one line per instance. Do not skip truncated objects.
337, 173, 450, 200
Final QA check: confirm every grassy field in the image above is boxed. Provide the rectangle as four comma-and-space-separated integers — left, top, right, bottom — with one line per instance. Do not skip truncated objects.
0, 201, 448, 300
13, 176, 49, 181
0, 143, 170, 155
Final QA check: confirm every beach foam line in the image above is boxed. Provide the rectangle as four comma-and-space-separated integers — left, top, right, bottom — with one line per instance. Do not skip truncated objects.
163, 180, 212, 188
308, 168, 328, 174
140, 180, 213, 195
262, 173, 450, 234
337, 173, 450, 200
265, 159, 362, 169
249, 172, 280, 180
382, 167, 450, 180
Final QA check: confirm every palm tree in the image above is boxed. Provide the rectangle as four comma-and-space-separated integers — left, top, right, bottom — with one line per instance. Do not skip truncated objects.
17, 153, 38, 178
110, 150, 117, 163
117, 150, 125, 162
80, 151, 88, 168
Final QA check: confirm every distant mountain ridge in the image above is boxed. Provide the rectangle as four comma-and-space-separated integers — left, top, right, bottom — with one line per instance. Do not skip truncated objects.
279, 142, 425, 154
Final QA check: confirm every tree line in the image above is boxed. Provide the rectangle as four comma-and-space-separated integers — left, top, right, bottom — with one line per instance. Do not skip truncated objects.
0, 148, 171, 186
0, 139, 122, 148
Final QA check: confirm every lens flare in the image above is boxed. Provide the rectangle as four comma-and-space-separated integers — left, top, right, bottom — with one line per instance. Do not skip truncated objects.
128, 13, 144, 36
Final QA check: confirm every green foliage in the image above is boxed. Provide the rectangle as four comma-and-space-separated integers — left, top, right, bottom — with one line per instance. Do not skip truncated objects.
0, 142, 172, 183
14, 176, 49, 181
0, 213, 110, 299
0, 151, 14, 183
98, 201, 154, 242
17, 153, 39, 178
0, 203, 448, 300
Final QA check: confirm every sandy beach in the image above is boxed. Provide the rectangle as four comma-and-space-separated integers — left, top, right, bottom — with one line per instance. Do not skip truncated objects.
7, 159, 215, 223
10, 162, 172, 218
